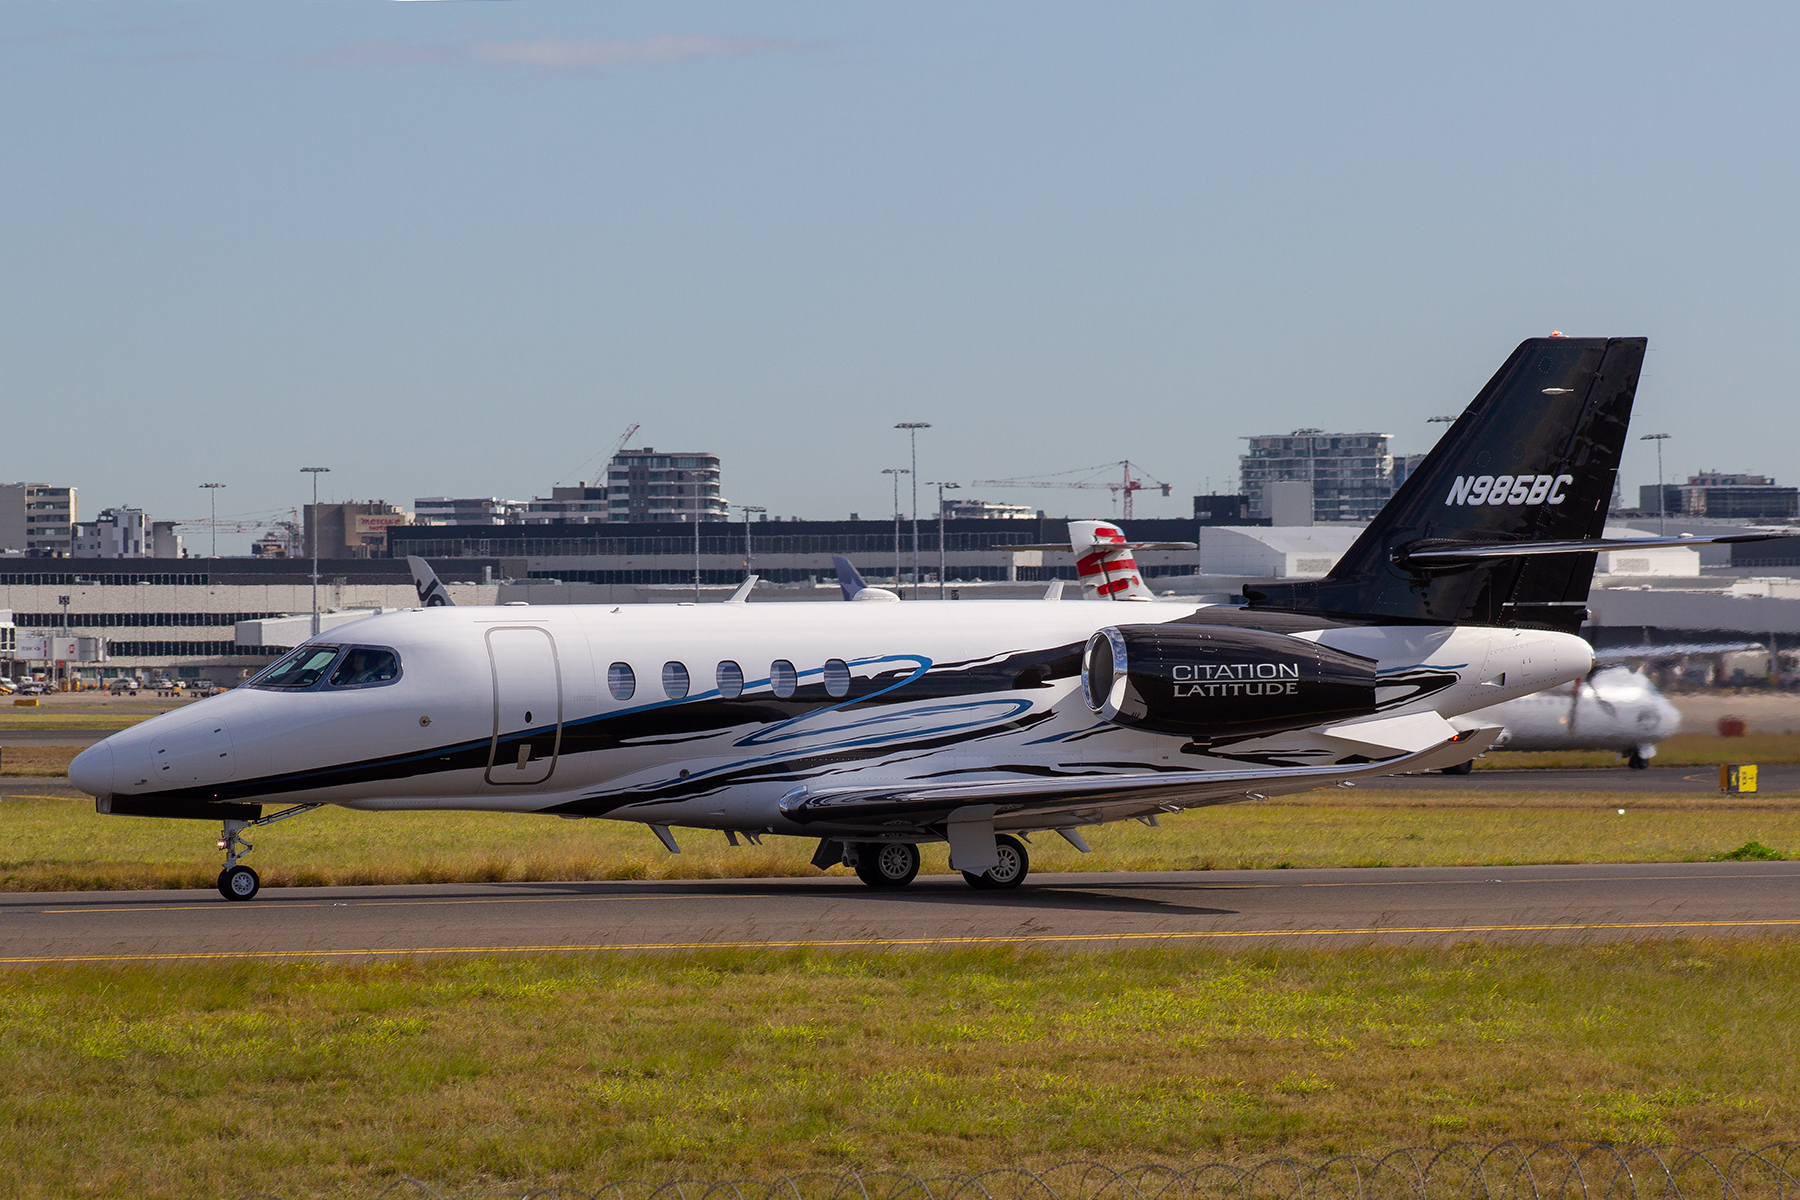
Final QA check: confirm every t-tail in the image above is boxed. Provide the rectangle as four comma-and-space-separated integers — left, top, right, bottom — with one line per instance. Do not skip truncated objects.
1244, 336, 1776, 634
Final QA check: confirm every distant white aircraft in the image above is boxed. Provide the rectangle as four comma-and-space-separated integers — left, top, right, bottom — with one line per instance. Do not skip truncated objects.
1444, 666, 1681, 771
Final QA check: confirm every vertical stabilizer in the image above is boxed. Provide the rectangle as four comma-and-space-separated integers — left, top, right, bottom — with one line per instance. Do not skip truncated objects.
1070, 522, 1158, 601
1245, 336, 1646, 632
406, 557, 455, 607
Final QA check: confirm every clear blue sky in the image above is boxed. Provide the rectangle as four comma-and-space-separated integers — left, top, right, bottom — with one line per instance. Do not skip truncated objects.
4, 2, 1796, 550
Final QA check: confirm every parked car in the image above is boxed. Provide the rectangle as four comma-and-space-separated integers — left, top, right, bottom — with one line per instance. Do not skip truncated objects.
16, 682, 49, 696
107, 678, 142, 695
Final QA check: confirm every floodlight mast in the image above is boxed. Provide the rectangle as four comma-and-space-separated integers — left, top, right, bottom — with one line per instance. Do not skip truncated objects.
927, 481, 960, 599
1641, 433, 1671, 535
301, 468, 330, 635
881, 469, 908, 589
896, 423, 930, 598
199, 483, 226, 558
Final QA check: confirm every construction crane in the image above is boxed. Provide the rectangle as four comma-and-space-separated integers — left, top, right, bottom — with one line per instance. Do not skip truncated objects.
556, 422, 641, 488
972, 460, 1175, 521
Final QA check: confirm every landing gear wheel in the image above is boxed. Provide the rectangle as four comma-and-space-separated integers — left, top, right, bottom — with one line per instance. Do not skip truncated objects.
219, 865, 260, 901
1628, 751, 1649, 770
1439, 760, 1475, 776
855, 842, 921, 888
961, 834, 1029, 890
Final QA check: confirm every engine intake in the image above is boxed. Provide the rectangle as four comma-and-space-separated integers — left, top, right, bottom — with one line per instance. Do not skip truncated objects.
1082, 623, 1378, 739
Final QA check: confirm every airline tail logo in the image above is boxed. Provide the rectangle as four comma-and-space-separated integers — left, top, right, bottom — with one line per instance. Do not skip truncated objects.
1445, 473, 1573, 507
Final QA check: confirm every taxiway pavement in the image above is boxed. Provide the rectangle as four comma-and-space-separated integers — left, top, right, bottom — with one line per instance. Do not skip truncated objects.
4, 862, 1797, 965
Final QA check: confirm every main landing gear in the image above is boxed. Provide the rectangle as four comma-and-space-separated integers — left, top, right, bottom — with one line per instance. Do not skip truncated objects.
961, 834, 1029, 890
828, 833, 1032, 891
854, 842, 921, 889
214, 804, 324, 901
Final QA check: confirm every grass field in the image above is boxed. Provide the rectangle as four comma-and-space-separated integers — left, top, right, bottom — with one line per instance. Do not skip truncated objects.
1480, 732, 1800, 769
1, 791, 1794, 891
3, 941, 1797, 1198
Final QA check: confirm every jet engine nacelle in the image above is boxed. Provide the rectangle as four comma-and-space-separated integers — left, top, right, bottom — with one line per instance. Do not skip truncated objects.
1081, 624, 1378, 739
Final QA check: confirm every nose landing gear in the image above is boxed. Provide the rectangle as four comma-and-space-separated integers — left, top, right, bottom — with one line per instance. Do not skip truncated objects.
217, 821, 259, 901
212, 804, 325, 901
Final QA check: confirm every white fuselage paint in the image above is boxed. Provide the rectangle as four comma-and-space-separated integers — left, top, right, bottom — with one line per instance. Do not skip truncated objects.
1463, 666, 1681, 758
71, 601, 1593, 840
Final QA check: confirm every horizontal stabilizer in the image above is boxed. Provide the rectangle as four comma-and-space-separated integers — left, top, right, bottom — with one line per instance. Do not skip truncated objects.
775, 726, 1500, 825
1398, 531, 1788, 565
1317, 711, 1459, 756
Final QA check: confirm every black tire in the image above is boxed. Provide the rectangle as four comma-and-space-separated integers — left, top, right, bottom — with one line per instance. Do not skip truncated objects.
961, 834, 1029, 890
220, 865, 260, 901
854, 842, 920, 888
1628, 752, 1648, 770
1439, 760, 1475, 776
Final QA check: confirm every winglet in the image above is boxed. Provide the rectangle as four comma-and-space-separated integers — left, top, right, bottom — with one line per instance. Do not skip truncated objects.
406, 557, 454, 607
726, 575, 759, 604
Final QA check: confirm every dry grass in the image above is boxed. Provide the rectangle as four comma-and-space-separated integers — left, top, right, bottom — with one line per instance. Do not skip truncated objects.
1, 941, 1796, 1198
0, 746, 81, 777
1481, 732, 1800, 769
2, 792, 1798, 891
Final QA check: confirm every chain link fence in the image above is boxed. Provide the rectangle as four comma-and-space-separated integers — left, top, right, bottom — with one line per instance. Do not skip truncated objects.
255, 1142, 1800, 1200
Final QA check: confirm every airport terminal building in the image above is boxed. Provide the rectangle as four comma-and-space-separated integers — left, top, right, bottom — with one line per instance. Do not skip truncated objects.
7, 515, 1800, 690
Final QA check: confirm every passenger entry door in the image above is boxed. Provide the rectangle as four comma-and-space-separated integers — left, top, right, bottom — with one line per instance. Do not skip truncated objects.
486, 627, 562, 785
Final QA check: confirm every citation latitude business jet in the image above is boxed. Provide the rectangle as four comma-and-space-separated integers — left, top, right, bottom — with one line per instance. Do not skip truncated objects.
69, 337, 1779, 900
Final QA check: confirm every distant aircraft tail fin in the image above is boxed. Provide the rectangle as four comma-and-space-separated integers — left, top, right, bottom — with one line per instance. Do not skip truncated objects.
832, 555, 901, 602
1069, 521, 1196, 601
406, 557, 454, 607
1245, 336, 1647, 633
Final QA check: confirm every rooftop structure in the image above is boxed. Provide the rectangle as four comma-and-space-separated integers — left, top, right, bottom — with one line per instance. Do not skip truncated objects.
0, 483, 77, 556
942, 499, 1035, 520
1640, 473, 1800, 520
1239, 431, 1394, 523
527, 448, 729, 524
413, 497, 526, 526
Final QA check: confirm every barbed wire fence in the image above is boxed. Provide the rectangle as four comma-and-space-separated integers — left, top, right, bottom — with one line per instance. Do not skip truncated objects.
248, 1142, 1800, 1200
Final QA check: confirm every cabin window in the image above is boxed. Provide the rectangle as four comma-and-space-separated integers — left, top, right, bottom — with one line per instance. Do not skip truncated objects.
770, 659, 797, 699
662, 661, 690, 700
716, 660, 744, 699
249, 644, 342, 690
823, 658, 850, 698
607, 662, 636, 701
328, 647, 401, 689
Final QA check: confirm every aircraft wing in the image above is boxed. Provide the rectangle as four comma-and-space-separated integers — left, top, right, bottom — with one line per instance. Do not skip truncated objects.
777, 726, 1499, 827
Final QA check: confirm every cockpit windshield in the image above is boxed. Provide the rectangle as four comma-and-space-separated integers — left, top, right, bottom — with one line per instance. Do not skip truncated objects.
248, 643, 403, 692
249, 645, 342, 690
330, 647, 400, 688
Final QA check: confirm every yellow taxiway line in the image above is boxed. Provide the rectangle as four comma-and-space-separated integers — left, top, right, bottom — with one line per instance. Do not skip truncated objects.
6, 917, 1800, 964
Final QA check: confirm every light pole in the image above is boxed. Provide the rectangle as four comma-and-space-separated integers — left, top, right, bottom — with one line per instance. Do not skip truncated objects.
1641, 433, 1671, 535
199, 483, 225, 558
926, 481, 959, 598
301, 467, 330, 636
895, 422, 930, 598
881, 468, 908, 588
693, 514, 701, 603
738, 505, 765, 582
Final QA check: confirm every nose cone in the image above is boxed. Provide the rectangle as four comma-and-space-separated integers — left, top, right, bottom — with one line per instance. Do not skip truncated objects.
69, 741, 115, 798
